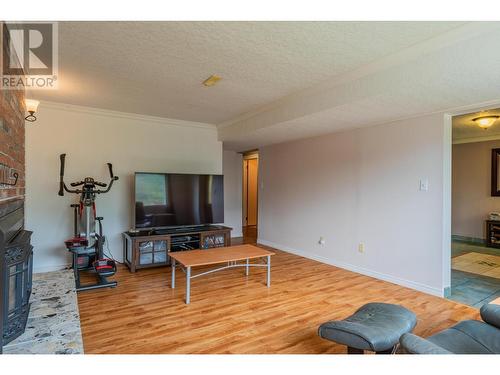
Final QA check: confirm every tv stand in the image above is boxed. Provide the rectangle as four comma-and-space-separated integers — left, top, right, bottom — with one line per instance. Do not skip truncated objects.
122, 225, 232, 272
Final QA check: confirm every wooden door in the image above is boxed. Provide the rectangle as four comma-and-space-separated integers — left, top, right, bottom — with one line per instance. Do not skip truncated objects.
243, 158, 258, 226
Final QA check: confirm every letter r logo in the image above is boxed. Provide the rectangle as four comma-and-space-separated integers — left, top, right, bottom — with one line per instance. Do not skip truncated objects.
2, 23, 54, 75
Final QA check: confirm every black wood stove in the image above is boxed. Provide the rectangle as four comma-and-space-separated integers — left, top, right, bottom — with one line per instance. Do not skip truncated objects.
0, 200, 33, 353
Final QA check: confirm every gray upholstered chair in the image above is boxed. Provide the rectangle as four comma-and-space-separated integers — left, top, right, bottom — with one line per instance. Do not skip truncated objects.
400, 303, 500, 354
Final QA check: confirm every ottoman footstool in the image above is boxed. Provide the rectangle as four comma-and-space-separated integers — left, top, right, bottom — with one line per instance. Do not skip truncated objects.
318, 302, 417, 354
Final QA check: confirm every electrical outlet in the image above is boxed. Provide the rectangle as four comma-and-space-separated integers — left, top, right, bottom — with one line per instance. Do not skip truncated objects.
319, 237, 326, 246
358, 243, 365, 253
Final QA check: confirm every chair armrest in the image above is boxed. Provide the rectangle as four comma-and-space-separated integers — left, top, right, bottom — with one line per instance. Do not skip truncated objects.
399, 333, 452, 354
480, 303, 500, 329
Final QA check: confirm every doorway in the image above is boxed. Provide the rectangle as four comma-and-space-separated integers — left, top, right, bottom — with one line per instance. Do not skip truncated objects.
242, 150, 258, 243
449, 109, 500, 308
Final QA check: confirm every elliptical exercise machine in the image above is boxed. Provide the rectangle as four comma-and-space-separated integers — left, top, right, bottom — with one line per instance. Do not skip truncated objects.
58, 153, 119, 292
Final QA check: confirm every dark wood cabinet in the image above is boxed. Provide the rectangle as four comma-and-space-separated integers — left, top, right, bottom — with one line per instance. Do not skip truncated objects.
486, 220, 500, 248
123, 226, 232, 272
123, 234, 171, 272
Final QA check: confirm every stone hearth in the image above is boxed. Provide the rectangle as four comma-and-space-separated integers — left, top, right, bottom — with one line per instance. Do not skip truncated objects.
3, 269, 83, 354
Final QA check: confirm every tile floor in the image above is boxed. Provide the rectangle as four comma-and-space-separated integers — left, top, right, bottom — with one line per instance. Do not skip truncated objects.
449, 241, 500, 308
452, 252, 500, 278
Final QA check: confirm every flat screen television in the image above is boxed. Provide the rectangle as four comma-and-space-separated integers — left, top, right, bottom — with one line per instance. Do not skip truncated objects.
134, 172, 224, 229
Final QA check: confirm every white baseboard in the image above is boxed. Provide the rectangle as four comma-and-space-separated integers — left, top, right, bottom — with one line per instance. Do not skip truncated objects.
258, 239, 443, 298
33, 263, 71, 274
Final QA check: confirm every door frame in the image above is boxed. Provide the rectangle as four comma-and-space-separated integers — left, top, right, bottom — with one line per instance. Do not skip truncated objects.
445, 99, 500, 297
242, 150, 259, 228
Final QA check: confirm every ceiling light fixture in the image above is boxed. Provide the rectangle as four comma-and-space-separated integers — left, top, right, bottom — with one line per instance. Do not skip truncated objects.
24, 99, 40, 122
202, 75, 221, 87
472, 115, 499, 129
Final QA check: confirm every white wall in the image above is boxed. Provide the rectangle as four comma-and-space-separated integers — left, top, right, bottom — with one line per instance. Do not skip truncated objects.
26, 102, 222, 273
223, 150, 243, 237
258, 113, 450, 296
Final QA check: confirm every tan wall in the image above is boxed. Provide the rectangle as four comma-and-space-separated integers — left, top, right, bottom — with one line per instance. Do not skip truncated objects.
452, 139, 500, 239
223, 150, 243, 237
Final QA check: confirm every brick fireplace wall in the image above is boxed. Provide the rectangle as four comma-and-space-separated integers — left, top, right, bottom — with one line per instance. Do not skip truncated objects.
0, 22, 27, 353
0, 23, 26, 203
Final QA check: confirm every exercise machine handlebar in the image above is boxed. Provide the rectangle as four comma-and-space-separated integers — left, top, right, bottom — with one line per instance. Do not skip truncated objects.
107, 163, 115, 179
58, 153, 119, 196
58, 153, 66, 196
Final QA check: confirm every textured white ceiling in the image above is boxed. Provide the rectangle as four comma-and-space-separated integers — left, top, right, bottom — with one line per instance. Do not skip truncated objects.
219, 22, 500, 150
33, 21, 464, 125
32, 21, 500, 150
453, 108, 500, 143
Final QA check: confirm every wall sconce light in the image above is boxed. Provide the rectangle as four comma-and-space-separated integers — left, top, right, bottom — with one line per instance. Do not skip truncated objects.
24, 99, 40, 122
472, 115, 499, 129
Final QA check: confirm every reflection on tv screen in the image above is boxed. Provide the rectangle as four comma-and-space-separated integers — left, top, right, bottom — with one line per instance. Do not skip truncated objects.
135, 173, 224, 228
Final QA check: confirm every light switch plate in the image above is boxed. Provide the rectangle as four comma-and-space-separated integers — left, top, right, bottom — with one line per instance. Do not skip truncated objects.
419, 179, 429, 191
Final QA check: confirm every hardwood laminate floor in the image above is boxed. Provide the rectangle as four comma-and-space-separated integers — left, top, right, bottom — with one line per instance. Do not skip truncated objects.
77, 245, 479, 354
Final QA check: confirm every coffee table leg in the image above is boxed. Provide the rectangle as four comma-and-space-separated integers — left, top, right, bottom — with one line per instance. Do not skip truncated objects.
267, 255, 271, 287
171, 258, 176, 288
186, 266, 191, 304
246, 258, 249, 276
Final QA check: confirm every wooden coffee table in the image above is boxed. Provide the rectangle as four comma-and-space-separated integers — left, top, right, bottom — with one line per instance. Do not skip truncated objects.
169, 244, 275, 304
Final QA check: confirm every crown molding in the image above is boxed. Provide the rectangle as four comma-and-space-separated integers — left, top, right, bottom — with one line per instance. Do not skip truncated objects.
447, 99, 500, 117
453, 134, 500, 145
39, 100, 217, 130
